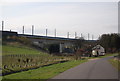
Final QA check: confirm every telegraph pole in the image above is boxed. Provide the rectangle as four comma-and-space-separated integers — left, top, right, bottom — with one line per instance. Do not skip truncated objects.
32, 25, 34, 35
23, 26, 24, 34
2, 21, 4, 31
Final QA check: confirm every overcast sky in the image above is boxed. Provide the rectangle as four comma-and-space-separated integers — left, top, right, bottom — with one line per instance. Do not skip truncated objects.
0, 0, 118, 40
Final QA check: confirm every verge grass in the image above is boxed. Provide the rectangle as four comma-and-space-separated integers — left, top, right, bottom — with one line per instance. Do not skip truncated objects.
87, 53, 118, 60
109, 58, 120, 71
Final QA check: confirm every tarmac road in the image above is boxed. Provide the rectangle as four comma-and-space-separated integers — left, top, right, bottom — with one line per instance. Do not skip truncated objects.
52, 56, 118, 79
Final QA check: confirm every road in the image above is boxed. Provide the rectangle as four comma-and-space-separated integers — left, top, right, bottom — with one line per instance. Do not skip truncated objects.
51, 56, 118, 80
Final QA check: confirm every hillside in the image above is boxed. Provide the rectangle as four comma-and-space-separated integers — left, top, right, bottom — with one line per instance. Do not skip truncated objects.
2, 41, 74, 76
2, 43, 47, 55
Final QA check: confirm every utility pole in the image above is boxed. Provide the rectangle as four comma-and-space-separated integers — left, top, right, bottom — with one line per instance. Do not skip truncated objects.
55, 29, 56, 37
23, 26, 24, 34
2, 21, 4, 31
32, 25, 34, 35
46, 29, 48, 36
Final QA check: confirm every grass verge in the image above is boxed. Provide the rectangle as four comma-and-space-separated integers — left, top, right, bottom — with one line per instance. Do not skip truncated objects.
2, 59, 87, 81
87, 53, 118, 60
109, 58, 120, 71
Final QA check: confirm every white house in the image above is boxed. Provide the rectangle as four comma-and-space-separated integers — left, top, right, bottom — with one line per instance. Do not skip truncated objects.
92, 45, 105, 56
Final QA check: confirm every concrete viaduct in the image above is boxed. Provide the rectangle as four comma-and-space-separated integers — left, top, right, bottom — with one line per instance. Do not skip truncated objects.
18, 34, 76, 53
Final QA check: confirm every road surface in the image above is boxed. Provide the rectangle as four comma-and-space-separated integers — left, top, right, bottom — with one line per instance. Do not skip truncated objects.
51, 56, 118, 79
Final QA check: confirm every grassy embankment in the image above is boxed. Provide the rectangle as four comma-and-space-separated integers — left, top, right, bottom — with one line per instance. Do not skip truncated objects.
2, 43, 74, 76
2, 43, 43, 55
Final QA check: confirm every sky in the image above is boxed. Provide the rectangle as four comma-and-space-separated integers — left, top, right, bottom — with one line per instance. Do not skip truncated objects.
0, 0, 118, 40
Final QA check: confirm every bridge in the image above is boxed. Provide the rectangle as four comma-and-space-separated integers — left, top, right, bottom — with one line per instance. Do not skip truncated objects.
2, 31, 77, 53
18, 34, 76, 53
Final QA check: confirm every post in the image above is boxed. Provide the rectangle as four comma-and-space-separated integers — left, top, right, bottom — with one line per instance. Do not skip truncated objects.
67, 32, 69, 38
60, 43, 63, 53
88, 33, 89, 40
46, 29, 48, 36
81, 33, 83, 38
23, 26, 24, 34
32, 25, 34, 35
2, 21, 4, 31
55, 29, 56, 37
92, 35, 94, 40
75, 32, 77, 38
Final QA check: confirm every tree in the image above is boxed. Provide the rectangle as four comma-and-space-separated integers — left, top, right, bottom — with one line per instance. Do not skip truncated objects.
74, 37, 85, 60
99, 33, 120, 53
74, 37, 85, 49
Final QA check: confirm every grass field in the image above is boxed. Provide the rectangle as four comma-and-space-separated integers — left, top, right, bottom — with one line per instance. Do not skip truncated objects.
2, 59, 87, 80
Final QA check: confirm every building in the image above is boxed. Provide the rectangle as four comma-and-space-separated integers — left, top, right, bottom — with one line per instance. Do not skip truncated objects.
92, 45, 105, 56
